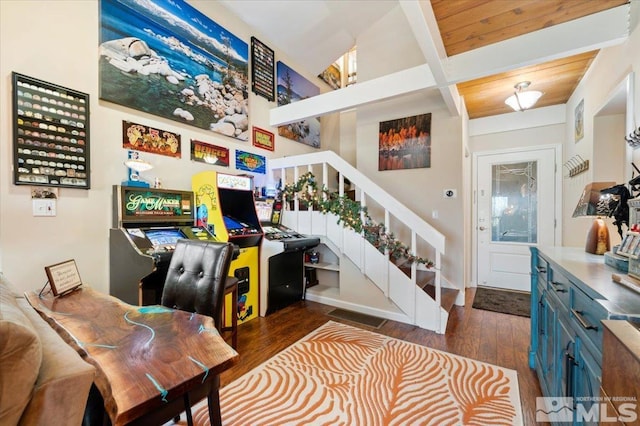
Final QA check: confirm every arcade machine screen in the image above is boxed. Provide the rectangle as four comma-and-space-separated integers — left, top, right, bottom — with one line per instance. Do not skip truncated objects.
223, 216, 246, 232
144, 228, 186, 249
255, 200, 274, 223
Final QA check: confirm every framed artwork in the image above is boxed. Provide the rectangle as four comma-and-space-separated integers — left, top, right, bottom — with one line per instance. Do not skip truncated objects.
191, 139, 229, 167
251, 37, 275, 102
318, 62, 341, 90
628, 234, 640, 257
236, 150, 266, 174
378, 113, 432, 171
123, 121, 181, 158
276, 61, 320, 148
619, 233, 636, 257
13, 72, 90, 189
99, 0, 249, 141
252, 126, 275, 151
575, 99, 584, 142
45, 259, 83, 297
632, 237, 640, 258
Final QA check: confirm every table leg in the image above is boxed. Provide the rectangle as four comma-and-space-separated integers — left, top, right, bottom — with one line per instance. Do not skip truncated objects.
183, 393, 193, 426
207, 376, 222, 426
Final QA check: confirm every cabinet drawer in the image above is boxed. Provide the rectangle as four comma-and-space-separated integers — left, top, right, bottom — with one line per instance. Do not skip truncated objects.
548, 268, 571, 308
570, 286, 606, 352
535, 255, 549, 283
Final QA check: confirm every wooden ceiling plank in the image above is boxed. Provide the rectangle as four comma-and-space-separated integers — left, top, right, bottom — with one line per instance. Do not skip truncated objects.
443, 0, 627, 55
455, 51, 597, 90
430, 0, 494, 20
439, 1, 566, 49
446, 5, 629, 84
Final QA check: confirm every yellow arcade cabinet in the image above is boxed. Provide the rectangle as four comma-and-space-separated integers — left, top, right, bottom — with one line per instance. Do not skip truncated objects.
192, 171, 262, 324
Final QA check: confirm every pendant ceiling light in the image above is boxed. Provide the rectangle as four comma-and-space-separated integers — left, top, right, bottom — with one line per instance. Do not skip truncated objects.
504, 81, 543, 112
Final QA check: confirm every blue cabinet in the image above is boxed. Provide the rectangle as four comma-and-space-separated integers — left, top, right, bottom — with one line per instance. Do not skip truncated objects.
530, 247, 640, 425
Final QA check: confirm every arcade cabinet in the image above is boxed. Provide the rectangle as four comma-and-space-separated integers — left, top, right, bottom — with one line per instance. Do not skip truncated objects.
109, 185, 217, 305
257, 197, 320, 315
192, 171, 262, 324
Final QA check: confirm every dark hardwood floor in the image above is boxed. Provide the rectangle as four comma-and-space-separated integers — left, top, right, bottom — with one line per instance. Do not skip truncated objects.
220, 287, 542, 426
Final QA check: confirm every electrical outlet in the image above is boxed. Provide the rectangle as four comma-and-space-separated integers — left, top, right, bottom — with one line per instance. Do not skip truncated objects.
443, 189, 457, 198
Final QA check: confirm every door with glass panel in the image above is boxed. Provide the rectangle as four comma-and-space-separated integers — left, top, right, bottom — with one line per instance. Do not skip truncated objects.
476, 148, 556, 291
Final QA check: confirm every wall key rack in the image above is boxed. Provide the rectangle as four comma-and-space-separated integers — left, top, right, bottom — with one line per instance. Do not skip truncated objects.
563, 155, 589, 178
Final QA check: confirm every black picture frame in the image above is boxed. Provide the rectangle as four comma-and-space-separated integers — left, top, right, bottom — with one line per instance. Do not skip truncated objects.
13, 72, 90, 189
251, 37, 275, 102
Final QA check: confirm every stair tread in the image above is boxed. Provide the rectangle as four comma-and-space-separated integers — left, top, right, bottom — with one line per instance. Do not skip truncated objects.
397, 265, 435, 288
422, 284, 459, 312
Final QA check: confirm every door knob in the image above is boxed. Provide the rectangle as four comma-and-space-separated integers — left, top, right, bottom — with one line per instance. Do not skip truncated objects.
478, 226, 487, 231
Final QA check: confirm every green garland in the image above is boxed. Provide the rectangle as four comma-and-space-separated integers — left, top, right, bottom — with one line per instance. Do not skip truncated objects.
282, 172, 434, 268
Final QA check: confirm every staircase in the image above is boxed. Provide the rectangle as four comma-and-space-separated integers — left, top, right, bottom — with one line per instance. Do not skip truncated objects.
269, 151, 460, 334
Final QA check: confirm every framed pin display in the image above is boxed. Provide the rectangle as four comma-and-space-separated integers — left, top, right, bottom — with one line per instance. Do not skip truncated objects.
251, 37, 275, 102
12, 72, 90, 189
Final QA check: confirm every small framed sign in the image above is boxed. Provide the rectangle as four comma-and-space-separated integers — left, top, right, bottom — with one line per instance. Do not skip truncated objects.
252, 126, 275, 151
45, 259, 83, 296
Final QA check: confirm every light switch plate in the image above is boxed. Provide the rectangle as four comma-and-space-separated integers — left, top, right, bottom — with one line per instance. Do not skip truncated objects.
33, 199, 56, 216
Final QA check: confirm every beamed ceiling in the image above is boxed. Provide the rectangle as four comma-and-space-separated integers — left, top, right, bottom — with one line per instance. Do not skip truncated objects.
210, 0, 632, 120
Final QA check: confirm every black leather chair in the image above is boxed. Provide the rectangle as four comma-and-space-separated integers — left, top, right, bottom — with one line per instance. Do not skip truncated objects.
161, 239, 236, 426
161, 239, 235, 328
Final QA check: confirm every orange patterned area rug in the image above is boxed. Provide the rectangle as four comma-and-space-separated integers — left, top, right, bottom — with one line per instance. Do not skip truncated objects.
190, 321, 523, 426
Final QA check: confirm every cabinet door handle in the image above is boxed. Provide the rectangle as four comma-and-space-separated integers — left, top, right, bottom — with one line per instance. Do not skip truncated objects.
571, 309, 598, 331
550, 281, 567, 293
565, 351, 576, 397
536, 266, 547, 273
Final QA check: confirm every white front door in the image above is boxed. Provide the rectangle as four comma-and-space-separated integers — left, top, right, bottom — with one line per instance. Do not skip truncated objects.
476, 148, 557, 291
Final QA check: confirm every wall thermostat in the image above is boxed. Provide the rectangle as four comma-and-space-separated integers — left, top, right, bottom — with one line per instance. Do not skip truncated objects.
443, 189, 457, 198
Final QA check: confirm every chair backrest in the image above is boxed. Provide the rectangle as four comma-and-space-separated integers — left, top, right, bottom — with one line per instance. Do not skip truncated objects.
161, 239, 235, 329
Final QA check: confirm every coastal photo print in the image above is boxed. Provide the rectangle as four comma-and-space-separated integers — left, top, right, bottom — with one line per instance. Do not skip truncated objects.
378, 113, 432, 171
99, 0, 249, 141
276, 61, 320, 148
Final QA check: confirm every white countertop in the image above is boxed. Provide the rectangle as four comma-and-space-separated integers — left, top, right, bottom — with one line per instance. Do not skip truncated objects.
536, 246, 640, 318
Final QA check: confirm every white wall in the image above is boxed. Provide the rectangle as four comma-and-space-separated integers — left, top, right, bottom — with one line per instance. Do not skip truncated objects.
562, 14, 640, 248
0, 0, 326, 293
348, 4, 465, 288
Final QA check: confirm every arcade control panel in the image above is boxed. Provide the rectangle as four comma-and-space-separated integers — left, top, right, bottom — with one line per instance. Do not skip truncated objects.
262, 225, 305, 241
263, 225, 320, 252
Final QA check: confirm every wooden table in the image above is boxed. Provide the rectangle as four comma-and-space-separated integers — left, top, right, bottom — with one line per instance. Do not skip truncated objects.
25, 287, 238, 426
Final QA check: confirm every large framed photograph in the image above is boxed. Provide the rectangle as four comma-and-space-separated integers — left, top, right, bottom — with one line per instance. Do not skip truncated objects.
379, 113, 431, 171
276, 61, 320, 148
45, 259, 83, 297
99, 0, 249, 141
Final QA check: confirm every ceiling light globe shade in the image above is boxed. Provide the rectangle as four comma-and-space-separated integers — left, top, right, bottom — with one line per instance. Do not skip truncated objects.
505, 90, 543, 111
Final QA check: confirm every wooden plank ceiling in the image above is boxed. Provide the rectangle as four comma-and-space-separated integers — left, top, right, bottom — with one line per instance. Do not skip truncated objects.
430, 0, 629, 119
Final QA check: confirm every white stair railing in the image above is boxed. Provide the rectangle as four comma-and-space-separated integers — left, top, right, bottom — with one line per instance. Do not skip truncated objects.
270, 151, 447, 332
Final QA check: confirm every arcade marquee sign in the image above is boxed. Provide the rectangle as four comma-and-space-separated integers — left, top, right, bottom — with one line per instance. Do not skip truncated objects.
123, 188, 192, 218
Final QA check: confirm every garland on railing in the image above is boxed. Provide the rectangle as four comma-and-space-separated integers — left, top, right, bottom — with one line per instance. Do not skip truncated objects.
282, 172, 434, 268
